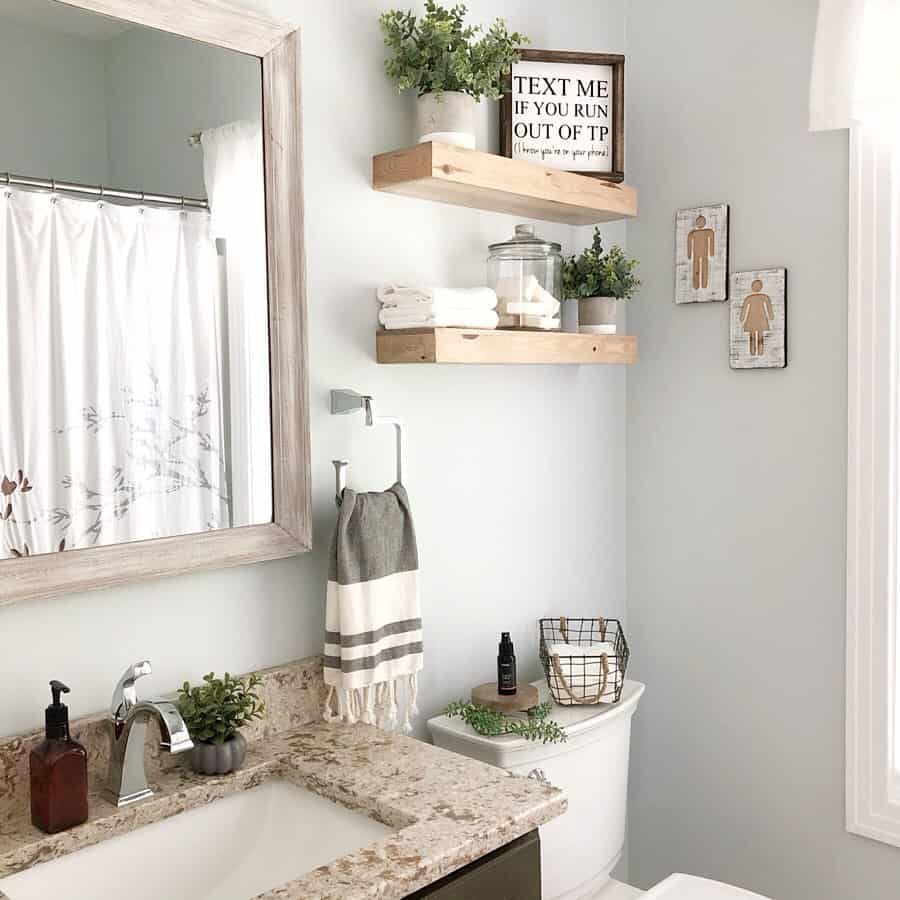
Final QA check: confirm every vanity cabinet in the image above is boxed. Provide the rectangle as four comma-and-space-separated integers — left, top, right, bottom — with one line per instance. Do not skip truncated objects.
405, 829, 541, 899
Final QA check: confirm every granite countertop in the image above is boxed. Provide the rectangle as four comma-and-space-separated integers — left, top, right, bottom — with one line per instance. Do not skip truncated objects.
0, 659, 566, 900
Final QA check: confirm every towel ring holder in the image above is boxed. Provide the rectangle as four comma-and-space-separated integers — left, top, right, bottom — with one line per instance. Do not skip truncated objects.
330, 389, 404, 505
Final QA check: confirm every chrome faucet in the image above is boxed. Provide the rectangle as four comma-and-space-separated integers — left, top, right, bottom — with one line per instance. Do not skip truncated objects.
105, 660, 193, 807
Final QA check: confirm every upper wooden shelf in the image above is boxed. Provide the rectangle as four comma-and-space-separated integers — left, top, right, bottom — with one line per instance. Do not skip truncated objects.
376, 328, 638, 365
372, 142, 638, 226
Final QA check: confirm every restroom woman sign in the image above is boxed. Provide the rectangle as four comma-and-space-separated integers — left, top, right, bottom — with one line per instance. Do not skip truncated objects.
729, 269, 787, 369
500, 50, 625, 182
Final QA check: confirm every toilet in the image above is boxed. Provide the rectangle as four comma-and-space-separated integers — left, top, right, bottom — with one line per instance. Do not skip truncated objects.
427, 681, 771, 900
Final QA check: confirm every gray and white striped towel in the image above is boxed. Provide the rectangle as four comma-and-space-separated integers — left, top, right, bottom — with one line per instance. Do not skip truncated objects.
323, 483, 422, 731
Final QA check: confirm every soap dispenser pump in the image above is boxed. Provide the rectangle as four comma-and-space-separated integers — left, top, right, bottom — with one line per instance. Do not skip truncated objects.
30, 680, 88, 834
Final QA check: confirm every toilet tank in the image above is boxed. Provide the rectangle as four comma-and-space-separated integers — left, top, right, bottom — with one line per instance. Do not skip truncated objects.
428, 680, 645, 900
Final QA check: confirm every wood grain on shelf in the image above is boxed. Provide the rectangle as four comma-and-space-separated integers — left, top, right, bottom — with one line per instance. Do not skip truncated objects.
376, 328, 638, 365
372, 142, 638, 226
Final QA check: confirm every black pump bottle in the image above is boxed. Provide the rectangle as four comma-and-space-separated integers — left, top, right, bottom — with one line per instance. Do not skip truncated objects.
497, 632, 517, 696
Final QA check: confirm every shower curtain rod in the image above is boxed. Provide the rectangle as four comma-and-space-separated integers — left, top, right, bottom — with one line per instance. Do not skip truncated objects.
0, 172, 209, 210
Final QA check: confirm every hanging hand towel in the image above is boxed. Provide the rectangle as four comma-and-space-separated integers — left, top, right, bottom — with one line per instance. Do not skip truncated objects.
377, 285, 498, 311
324, 483, 423, 732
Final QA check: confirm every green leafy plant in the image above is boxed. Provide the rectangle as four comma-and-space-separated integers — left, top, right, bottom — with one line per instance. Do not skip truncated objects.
562, 227, 641, 301
445, 700, 566, 744
380, 1, 529, 101
177, 672, 265, 745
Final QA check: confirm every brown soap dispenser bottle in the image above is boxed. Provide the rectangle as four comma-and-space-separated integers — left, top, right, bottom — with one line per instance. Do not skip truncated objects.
30, 680, 88, 834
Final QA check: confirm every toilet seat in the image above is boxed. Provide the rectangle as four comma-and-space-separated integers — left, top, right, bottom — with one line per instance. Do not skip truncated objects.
644, 874, 772, 899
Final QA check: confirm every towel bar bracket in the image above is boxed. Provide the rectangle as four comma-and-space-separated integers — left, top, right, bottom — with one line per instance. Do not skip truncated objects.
330, 389, 404, 504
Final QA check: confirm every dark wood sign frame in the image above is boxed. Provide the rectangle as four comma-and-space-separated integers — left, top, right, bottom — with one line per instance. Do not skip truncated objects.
500, 49, 625, 183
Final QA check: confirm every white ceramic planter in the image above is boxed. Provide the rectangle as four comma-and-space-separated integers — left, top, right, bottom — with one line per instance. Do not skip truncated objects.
416, 91, 476, 149
578, 296, 619, 334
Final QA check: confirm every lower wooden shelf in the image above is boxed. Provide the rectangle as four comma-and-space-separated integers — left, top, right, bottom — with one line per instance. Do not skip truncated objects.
376, 328, 638, 365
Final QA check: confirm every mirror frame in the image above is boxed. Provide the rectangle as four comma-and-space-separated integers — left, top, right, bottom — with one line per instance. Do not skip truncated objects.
2, 0, 310, 606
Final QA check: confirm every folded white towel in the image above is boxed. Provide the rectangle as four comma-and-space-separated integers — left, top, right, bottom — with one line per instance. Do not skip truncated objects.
498, 313, 559, 330
377, 285, 498, 311
379, 309, 499, 330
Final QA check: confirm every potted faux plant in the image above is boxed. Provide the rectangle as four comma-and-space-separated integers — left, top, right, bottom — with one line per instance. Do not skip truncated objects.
177, 672, 265, 776
562, 228, 641, 334
380, 1, 528, 149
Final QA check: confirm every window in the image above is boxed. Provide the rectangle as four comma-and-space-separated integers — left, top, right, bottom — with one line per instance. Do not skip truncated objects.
812, 0, 900, 848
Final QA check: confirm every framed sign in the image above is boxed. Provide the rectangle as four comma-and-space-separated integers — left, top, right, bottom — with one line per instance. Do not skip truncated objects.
729, 269, 788, 369
500, 49, 624, 182
675, 204, 729, 304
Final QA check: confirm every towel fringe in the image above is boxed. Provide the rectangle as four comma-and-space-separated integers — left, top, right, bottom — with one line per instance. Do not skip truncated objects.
323, 676, 418, 732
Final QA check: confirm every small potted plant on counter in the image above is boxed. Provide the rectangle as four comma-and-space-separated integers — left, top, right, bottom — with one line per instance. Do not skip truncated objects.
562, 228, 641, 334
380, 0, 528, 149
177, 672, 265, 776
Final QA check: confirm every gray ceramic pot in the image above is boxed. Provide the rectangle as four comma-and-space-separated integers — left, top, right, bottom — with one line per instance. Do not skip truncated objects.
190, 732, 247, 776
578, 296, 619, 334
416, 91, 476, 149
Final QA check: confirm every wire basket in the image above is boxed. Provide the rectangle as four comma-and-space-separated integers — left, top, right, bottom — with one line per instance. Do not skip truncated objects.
539, 617, 629, 706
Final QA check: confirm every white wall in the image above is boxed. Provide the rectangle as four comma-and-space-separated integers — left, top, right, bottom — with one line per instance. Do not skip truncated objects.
0, 0, 627, 745
624, 1, 900, 897
1, 18, 109, 183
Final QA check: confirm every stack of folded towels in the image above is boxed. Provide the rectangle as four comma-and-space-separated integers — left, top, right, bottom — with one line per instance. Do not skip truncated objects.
377, 286, 499, 330
494, 274, 561, 330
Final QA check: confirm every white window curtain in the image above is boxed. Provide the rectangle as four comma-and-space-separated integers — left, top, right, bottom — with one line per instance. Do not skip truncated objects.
811, 0, 900, 130
0, 189, 229, 559
201, 120, 272, 527
812, 0, 900, 848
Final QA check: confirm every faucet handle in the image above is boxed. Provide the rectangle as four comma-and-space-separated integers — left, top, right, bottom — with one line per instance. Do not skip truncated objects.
110, 660, 152, 720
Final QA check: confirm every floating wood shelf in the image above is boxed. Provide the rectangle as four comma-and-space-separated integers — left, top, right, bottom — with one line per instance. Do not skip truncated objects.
372, 142, 638, 225
376, 328, 638, 365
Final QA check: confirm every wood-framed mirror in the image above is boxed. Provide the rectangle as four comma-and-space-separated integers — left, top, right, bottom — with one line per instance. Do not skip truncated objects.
0, 0, 309, 605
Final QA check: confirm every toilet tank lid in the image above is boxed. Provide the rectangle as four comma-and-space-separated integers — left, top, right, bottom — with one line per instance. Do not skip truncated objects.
644, 875, 771, 900
427, 679, 645, 752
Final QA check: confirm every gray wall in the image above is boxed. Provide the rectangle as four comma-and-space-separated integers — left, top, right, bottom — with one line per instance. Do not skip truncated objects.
624, 1, 900, 896
105, 27, 262, 197
1, 18, 109, 183
0, 14, 260, 197
0, 0, 627, 743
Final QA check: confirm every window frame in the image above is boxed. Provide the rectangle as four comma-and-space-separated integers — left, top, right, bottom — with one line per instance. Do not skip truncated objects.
846, 122, 900, 846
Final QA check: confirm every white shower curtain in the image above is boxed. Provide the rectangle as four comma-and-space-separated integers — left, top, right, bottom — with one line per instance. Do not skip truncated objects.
201, 120, 272, 527
0, 188, 229, 559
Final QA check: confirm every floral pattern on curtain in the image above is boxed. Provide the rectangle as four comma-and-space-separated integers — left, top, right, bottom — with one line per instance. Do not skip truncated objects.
0, 187, 229, 559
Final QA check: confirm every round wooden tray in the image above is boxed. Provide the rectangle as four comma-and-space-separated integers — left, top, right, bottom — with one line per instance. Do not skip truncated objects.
471, 682, 540, 713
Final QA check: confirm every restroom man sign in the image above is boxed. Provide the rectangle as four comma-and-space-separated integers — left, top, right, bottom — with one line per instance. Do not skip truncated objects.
675, 204, 729, 303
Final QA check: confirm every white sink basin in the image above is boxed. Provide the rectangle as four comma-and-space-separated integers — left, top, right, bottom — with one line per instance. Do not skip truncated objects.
0, 779, 394, 900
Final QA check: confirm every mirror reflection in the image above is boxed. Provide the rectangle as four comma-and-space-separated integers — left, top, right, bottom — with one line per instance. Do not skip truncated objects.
1, 0, 272, 560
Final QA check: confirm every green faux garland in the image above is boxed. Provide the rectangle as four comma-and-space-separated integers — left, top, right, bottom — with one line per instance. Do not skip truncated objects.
445, 700, 566, 744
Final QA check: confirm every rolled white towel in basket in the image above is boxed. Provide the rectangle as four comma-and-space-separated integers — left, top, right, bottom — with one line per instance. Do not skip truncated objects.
549, 642, 617, 703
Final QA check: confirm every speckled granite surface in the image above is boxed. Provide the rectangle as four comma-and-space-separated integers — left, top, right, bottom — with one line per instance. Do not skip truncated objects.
0, 657, 565, 899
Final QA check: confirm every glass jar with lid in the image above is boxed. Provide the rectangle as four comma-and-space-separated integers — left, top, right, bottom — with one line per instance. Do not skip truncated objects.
487, 224, 562, 330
